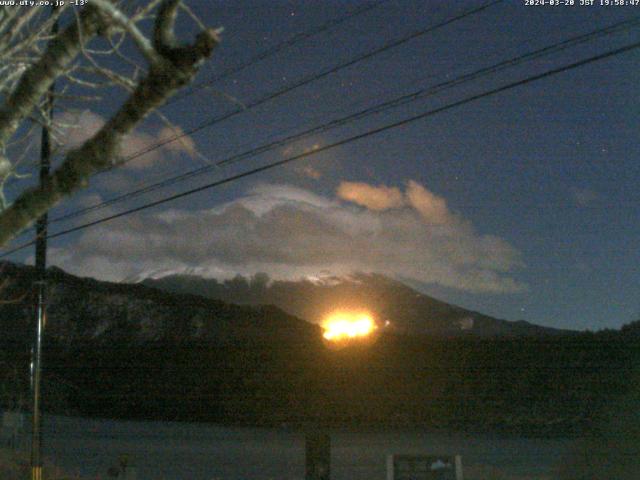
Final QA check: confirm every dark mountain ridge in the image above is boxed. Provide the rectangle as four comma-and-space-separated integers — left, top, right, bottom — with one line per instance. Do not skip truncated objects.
142, 271, 570, 337
0, 261, 319, 349
0, 261, 636, 436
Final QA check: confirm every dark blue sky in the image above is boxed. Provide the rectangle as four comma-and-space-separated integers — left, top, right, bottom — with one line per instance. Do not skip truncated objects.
4, 0, 640, 331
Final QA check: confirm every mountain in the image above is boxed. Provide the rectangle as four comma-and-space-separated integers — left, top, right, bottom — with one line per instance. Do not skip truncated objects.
0, 261, 635, 435
141, 271, 568, 337
0, 261, 319, 349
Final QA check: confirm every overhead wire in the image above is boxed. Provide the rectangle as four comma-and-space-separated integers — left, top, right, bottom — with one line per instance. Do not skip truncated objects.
12, 0, 385, 180
47, 0, 508, 224
90, 0, 505, 173
2, 38, 639, 258
0, 0, 388, 243
0, 0, 505, 253
48, 14, 640, 225
166, 0, 387, 106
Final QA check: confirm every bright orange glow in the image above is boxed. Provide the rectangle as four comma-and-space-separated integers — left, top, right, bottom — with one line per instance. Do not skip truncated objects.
322, 311, 377, 341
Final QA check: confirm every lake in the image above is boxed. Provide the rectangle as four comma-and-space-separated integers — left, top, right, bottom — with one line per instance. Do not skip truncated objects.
14, 413, 577, 479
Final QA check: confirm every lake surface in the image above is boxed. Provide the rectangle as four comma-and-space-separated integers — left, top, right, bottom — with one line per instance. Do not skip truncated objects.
14, 413, 577, 479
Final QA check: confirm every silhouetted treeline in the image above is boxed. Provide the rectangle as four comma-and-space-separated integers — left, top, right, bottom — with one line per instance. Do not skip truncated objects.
2, 328, 638, 437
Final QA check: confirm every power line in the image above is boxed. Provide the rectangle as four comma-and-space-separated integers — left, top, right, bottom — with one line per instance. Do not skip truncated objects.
16, 1, 386, 183
3, 39, 638, 259
93, 0, 504, 173
49, 15, 640, 225
167, 0, 387, 106
0, 0, 504, 253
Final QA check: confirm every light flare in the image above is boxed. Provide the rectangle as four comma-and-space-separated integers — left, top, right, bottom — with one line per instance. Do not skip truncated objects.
322, 311, 377, 341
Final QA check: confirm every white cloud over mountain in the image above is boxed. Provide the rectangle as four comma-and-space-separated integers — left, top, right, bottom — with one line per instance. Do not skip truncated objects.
51, 181, 525, 293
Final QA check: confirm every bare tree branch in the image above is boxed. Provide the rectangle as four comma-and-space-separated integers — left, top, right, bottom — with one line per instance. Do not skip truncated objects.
91, 0, 161, 64
0, 1, 220, 248
0, 6, 103, 150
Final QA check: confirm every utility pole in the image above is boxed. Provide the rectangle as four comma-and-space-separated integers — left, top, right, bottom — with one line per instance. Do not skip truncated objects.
31, 7, 57, 480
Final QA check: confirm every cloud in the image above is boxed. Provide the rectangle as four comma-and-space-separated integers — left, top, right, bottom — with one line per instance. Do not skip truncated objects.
405, 180, 453, 225
158, 126, 197, 157
60, 191, 126, 225
56, 110, 196, 169
337, 181, 404, 211
51, 182, 525, 294
337, 180, 453, 224
58, 110, 104, 148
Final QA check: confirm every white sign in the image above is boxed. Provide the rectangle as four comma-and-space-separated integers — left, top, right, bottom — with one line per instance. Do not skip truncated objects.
386, 454, 463, 480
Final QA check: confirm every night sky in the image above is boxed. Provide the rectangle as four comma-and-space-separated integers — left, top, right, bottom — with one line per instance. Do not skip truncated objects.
3, 0, 640, 331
